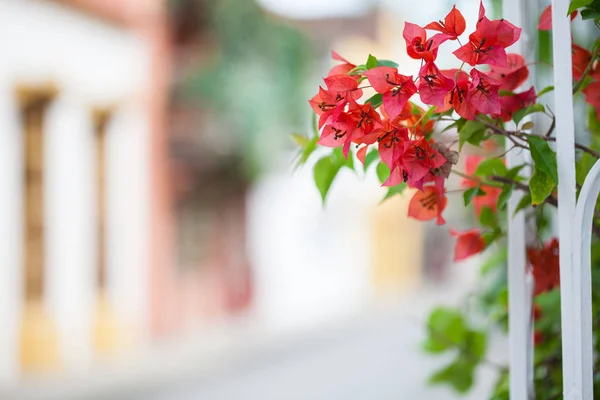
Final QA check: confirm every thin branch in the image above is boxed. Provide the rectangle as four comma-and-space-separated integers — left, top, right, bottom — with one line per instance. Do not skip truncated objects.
544, 116, 556, 137
542, 137, 600, 159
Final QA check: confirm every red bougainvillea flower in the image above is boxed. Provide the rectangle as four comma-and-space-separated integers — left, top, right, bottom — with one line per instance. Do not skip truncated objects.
408, 185, 447, 225
328, 50, 357, 77
364, 66, 417, 119
323, 74, 363, 102
453, 1, 521, 67
572, 43, 592, 81
437, 70, 476, 120
309, 86, 340, 116
317, 112, 355, 148
527, 238, 560, 296
343, 100, 382, 156
450, 229, 486, 262
537, 5, 578, 31
424, 5, 466, 39
367, 121, 409, 169
310, 74, 363, 130
469, 69, 501, 115
356, 145, 368, 164
418, 62, 455, 107
487, 53, 530, 91
461, 155, 502, 216
403, 22, 450, 62
584, 79, 600, 117
402, 138, 447, 183
493, 86, 536, 122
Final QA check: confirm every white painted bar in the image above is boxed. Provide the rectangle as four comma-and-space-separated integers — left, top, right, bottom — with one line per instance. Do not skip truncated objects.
573, 159, 599, 399
503, 0, 532, 397
551, 0, 579, 398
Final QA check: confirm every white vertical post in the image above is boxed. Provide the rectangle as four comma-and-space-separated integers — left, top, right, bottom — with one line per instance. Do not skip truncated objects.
573, 159, 599, 400
503, 0, 532, 397
551, 0, 579, 398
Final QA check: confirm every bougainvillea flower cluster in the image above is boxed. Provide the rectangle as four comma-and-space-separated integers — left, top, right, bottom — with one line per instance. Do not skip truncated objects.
309, 2, 525, 261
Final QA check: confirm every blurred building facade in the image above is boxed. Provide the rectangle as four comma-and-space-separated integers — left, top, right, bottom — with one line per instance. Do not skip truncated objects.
0, 0, 252, 385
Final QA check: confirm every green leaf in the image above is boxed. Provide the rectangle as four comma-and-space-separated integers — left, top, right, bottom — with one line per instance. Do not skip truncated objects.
505, 164, 526, 181
527, 136, 558, 184
520, 121, 535, 131
442, 118, 466, 133
428, 307, 466, 346
537, 85, 554, 97
363, 148, 379, 172
581, 9, 600, 19
377, 59, 399, 68
475, 158, 508, 178
291, 133, 309, 148
458, 120, 486, 150
514, 193, 532, 216
497, 185, 513, 211
332, 147, 353, 171
366, 54, 378, 69
588, 105, 600, 136
529, 168, 555, 205
365, 93, 383, 108
295, 135, 318, 167
422, 337, 449, 353
376, 161, 390, 184
463, 187, 487, 206
482, 229, 502, 247
429, 359, 475, 393
348, 64, 367, 75
479, 206, 498, 229
464, 330, 487, 362
313, 156, 341, 204
568, 0, 594, 15
512, 103, 545, 125
312, 112, 319, 137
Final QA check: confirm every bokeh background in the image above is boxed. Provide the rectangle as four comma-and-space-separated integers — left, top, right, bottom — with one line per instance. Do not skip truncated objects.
0, 0, 517, 399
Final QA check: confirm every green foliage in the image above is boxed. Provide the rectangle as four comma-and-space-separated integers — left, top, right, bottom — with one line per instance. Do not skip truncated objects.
514, 193, 532, 216
423, 307, 488, 394
527, 136, 558, 184
537, 85, 554, 98
474, 158, 508, 178
569, 0, 595, 15
177, 0, 314, 177
365, 93, 383, 108
366, 54, 378, 70
458, 120, 487, 150
463, 187, 487, 207
513, 104, 545, 125
313, 148, 352, 204
529, 169, 555, 205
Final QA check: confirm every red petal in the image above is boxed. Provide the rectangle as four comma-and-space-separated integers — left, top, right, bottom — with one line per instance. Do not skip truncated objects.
364, 66, 398, 94
538, 6, 577, 30
407, 186, 447, 223
357, 146, 368, 164
537, 5, 552, 30
450, 229, 486, 262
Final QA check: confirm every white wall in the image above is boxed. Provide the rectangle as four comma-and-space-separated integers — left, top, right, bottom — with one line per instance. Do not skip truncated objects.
247, 152, 382, 332
0, 0, 151, 383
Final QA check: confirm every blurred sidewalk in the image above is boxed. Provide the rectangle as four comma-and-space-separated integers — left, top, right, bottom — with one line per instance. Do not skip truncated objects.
3, 283, 503, 400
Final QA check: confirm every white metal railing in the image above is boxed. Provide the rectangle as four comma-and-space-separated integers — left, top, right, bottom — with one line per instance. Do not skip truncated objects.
504, 0, 597, 398
503, 0, 534, 397
550, 0, 594, 398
